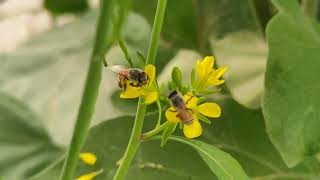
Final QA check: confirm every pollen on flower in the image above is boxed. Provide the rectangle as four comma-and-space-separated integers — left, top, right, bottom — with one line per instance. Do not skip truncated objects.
79, 152, 97, 166
75, 169, 103, 180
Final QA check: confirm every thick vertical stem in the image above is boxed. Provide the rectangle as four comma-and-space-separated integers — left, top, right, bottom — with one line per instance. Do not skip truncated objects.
112, 0, 167, 179
59, 0, 113, 180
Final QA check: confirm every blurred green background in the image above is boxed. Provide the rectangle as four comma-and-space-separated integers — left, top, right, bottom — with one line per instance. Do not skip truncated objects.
1, 0, 320, 180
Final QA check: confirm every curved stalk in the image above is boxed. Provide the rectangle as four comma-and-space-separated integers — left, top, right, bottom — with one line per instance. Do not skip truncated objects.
59, 0, 113, 179
112, 0, 167, 179
141, 121, 168, 140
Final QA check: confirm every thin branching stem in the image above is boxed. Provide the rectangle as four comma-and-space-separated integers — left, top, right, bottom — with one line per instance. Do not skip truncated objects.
112, 0, 167, 179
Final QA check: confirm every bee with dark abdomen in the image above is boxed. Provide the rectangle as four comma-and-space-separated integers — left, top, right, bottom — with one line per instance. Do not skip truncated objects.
168, 90, 194, 125
110, 65, 150, 91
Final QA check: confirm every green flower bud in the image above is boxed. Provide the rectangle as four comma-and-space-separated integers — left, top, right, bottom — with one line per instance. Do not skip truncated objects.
181, 85, 190, 94
168, 80, 176, 90
171, 66, 182, 89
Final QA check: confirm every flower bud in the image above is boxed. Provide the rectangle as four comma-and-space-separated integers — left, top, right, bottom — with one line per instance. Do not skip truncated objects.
171, 66, 182, 89
168, 80, 176, 90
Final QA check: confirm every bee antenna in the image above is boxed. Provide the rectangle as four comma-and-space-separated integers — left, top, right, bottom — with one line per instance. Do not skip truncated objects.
168, 90, 178, 99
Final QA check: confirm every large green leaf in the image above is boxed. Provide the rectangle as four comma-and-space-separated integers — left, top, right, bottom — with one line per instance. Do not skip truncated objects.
263, 0, 320, 167
0, 12, 151, 146
169, 137, 249, 180
210, 31, 267, 109
0, 92, 63, 180
33, 97, 320, 180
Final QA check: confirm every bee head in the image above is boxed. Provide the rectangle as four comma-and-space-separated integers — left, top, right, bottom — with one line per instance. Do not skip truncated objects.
168, 90, 184, 108
168, 90, 178, 99
129, 70, 149, 84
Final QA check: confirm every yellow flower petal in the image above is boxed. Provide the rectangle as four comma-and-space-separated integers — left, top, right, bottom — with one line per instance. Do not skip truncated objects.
183, 92, 198, 109
120, 82, 143, 99
207, 66, 227, 86
183, 116, 202, 138
144, 64, 156, 83
198, 103, 221, 118
207, 79, 225, 86
165, 107, 180, 123
145, 91, 158, 104
210, 66, 228, 79
75, 169, 103, 180
79, 153, 97, 166
196, 60, 205, 81
200, 56, 214, 76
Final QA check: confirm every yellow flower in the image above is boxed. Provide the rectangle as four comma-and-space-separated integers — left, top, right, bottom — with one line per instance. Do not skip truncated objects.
195, 56, 227, 90
75, 169, 103, 180
165, 92, 221, 138
166, 92, 221, 138
120, 64, 158, 104
79, 153, 97, 166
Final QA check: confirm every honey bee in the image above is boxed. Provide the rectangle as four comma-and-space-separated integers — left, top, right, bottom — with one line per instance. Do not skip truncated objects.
168, 90, 194, 125
110, 65, 150, 91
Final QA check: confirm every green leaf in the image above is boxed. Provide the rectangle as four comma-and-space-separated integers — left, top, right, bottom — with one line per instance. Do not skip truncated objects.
44, 0, 89, 14
210, 31, 267, 109
0, 92, 63, 180
263, 0, 320, 167
169, 137, 249, 180
161, 122, 177, 147
33, 97, 320, 179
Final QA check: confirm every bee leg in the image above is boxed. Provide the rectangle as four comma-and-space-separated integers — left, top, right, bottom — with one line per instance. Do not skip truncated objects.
130, 82, 142, 87
122, 83, 127, 92
185, 95, 194, 105
118, 80, 122, 88
169, 109, 178, 112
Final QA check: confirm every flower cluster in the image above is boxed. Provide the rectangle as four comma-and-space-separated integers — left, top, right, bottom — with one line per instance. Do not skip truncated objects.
111, 54, 227, 142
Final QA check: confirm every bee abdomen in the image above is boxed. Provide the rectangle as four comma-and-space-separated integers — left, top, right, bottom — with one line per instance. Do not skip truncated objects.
183, 118, 194, 125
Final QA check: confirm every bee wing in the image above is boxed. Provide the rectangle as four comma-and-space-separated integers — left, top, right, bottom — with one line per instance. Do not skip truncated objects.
109, 65, 127, 74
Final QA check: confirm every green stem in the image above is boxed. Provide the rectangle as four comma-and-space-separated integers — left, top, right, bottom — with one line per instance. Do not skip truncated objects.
302, 0, 319, 18
146, 0, 168, 64
59, 1, 113, 180
248, 0, 273, 38
113, 98, 147, 180
141, 121, 168, 140
113, 0, 167, 179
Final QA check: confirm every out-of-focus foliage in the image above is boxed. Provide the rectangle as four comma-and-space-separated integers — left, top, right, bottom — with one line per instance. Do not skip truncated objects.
210, 32, 267, 109
0, 92, 63, 180
1, 0, 320, 179
0, 11, 151, 146
32, 98, 320, 180
44, 0, 89, 14
133, 0, 255, 51
264, 0, 320, 167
